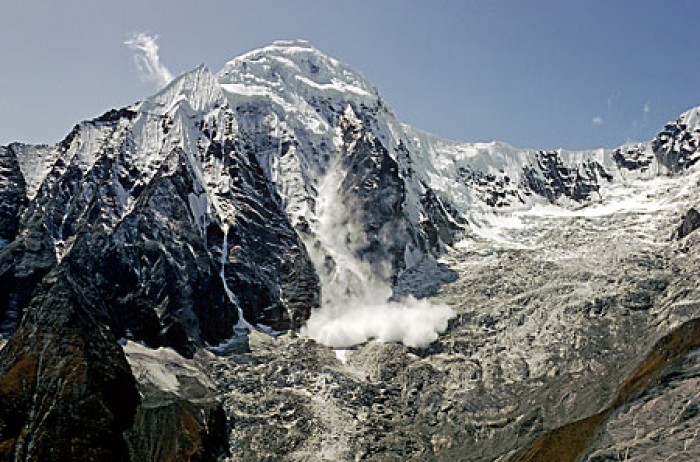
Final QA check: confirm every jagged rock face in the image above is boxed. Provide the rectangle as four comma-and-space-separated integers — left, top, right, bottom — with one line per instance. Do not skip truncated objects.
522, 151, 613, 203
335, 110, 412, 277
653, 107, 700, 173
0, 67, 325, 350
80, 157, 239, 356
0, 144, 61, 335
612, 143, 656, 173
0, 265, 140, 461
0, 214, 56, 337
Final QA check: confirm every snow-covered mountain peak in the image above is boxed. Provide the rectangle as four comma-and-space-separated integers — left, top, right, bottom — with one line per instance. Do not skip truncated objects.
270, 39, 313, 48
217, 40, 378, 107
676, 105, 700, 129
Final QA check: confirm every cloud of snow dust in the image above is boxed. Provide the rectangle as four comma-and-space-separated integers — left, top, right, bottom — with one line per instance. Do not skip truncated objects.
301, 291, 454, 349
124, 32, 174, 88
300, 156, 454, 349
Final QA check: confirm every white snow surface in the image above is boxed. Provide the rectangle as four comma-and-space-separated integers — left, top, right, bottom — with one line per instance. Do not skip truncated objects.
465, 165, 700, 249
218, 40, 377, 105
11, 144, 60, 200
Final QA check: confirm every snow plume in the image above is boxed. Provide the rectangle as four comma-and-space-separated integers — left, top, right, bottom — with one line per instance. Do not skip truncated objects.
302, 291, 453, 349
124, 32, 173, 88
300, 159, 454, 349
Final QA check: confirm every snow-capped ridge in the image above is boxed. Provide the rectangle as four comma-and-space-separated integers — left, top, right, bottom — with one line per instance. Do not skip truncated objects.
140, 64, 226, 116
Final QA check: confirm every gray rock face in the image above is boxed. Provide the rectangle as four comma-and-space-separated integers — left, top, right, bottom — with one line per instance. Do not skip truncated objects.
123, 343, 229, 462
335, 111, 417, 278
0, 210, 56, 337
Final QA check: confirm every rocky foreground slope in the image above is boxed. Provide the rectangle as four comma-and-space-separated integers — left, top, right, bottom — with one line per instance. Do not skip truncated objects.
0, 40, 699, 461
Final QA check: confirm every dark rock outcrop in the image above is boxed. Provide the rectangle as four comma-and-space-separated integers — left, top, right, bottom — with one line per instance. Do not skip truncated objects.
673, 207, 700, 240
420, 186, 463, 249
457, 167, 525, 208
613, 144, 655, 172
127, 401, 228, 462
0, 146, 27, 245
0, 265, 140, 461
522, 151, 612, 203
0, 225, 56, 336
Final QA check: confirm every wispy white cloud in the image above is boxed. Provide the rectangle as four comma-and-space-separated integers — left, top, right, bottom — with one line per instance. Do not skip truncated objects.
124, 32, 173, 88
606, 91, 621, 109
591, 116, 604, 126
624, 101, 653, 142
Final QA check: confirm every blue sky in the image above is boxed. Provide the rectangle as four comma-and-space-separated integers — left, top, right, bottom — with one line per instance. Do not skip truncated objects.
1, 0, 699, 149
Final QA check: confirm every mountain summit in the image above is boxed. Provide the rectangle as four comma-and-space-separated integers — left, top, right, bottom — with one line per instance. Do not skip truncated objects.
1, 41, 699, 461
